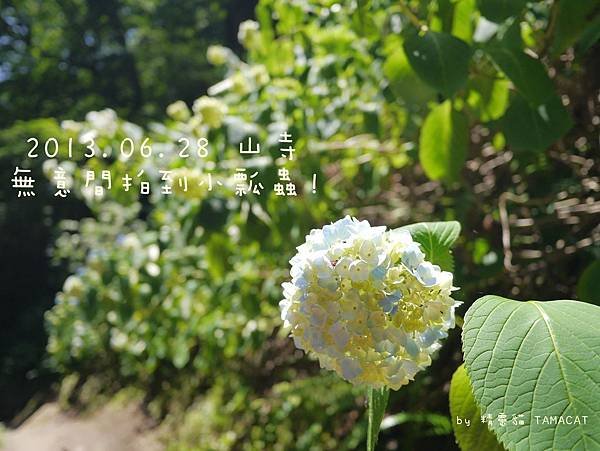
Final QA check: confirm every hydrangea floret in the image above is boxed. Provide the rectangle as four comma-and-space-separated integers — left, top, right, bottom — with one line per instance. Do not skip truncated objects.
280, 216, 460, 390
192, 96, 228, 128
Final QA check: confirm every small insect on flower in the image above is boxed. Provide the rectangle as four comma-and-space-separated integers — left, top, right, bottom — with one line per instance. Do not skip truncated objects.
279, 216, 460, 390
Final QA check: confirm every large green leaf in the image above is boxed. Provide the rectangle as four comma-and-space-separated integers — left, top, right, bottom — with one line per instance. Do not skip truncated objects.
485, 45, 555, 106
367, 386, 389, 451
500, 94, 572, 151
403, 31, 472, 97
463, 296, 600, 451
419, 100, 468, 182
477, 0, 527, 23
450, 365, 505, 451
576, 260, 600, 306
399, 221, 461, 271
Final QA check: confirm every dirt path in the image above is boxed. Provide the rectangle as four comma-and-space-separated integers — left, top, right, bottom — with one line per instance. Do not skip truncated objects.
2, 402, 163, 451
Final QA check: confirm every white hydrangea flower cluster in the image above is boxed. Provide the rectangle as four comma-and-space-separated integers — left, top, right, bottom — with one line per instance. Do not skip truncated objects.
280, 216, 460, 390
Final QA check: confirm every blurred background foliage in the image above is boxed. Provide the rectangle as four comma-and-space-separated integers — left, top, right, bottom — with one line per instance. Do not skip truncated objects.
1, 0, 599, 449
0, 0, 257, 125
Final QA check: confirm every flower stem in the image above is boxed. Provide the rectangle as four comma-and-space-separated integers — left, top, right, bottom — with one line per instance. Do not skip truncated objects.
398, 1, 424, 30
367, 386, 390, 451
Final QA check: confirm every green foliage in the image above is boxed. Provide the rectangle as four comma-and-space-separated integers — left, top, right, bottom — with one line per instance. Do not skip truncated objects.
400, 221, 461, 271
403, 30, 472, 98
450, 365, 504, 451
500, 94, 572, 151
576, 260, 600, 305
169, 374, 364, 451
0, 0, 256, 126
550, 0, 600, 56
477, 0, 527, 23
463, 296, 600, 450
466, 76, 510, 122
46, 200, 284, 379
383, 40, 435, 106
574, 14, 600, 53
419, 101, 468, 182
40, 3, 412, 445
484, 45, 555, 107
381, 412, 453, 439
451, 0, 477, 43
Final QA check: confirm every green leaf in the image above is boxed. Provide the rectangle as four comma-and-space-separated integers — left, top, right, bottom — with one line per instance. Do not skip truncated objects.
452, 0, 477, 43
466, 76, 510, 121
383, 43, 436, 105
485, 45, 555, 106
400, 221, 461, 271
419, 100, 469, 182
463, 295, 600, 451
551, 0, 600, 56
576, 16, 600, 54
500, 94, 572, 151
403, 30, 472, 97
450, 365, 505, 451
430, 0, 454, 33
495, 17, 524, 50
367, 386, 389, 451
576, 260, 600, 306
381, 412, 452, 435
477, 0, 527, 23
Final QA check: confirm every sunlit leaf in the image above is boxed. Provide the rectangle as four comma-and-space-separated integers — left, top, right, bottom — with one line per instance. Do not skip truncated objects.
463, 296, 600, 450
381, 411, 452, 435
419, 101, 468, 182
452, 0, 477, 43
466, 76, 510, 121
450, 365, 504, 451
399, 220, 461, 271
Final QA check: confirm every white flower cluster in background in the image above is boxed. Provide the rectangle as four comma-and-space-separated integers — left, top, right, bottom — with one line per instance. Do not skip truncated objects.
280, 216, 460, 390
